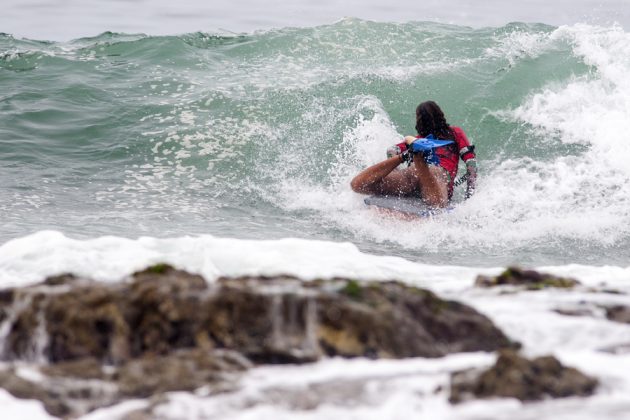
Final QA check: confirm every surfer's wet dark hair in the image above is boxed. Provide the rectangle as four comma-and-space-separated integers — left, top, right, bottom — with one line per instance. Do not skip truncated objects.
415, 101, 454, 140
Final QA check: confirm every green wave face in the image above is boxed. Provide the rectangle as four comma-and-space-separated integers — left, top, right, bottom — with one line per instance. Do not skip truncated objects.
1, 21, 629, 265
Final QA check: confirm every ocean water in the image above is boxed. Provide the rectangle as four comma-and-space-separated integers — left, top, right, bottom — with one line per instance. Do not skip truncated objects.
2, 2, 630, 419
2, 19, 630, 266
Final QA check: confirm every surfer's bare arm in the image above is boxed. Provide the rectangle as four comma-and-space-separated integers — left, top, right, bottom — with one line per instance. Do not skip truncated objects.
465, 160, 477, 199
350, 155, 417, 196
412, 158, 449, 208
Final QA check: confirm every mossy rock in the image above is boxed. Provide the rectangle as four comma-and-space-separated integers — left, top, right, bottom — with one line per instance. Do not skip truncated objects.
475, 267, 580, 290
139, 263, 172, 275
450, 349, 598, 403
3, 271, 512, 365
340, 280, 362, 299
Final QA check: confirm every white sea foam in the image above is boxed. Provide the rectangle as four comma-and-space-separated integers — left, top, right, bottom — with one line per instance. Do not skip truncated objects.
484, 27, 557, 66
0, 388, 55, 420
0, 230, 486, 289
488, 24, 630, 246
514, 24, 630, 173
0, 230, 628, 292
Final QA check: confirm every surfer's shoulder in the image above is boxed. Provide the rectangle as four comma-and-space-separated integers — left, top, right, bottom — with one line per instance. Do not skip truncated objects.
451, 126, 467, 137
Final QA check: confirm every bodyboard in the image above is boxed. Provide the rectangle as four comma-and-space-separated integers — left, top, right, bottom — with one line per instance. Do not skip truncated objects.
408, 137, 454, 153
364, 195, 453, 218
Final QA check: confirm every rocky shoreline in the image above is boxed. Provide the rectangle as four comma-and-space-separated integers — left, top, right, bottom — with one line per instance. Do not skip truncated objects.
0, 265, 609, 418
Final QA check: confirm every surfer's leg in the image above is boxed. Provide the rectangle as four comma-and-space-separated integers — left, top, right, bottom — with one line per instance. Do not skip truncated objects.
412, 158, 449, 207
351, 155, 418, 196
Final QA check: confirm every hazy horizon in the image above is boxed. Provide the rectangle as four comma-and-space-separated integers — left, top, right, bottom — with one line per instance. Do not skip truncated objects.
2, 0, 629, 41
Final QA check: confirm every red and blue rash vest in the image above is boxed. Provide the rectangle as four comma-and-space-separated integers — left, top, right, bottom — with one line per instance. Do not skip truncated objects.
427, 126, 476, 198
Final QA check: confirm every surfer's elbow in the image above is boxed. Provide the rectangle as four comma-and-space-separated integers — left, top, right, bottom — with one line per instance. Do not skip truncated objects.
350, 176, 367, 194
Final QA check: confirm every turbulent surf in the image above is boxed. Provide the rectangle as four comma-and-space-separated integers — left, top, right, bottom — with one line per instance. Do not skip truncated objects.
2, 20, 630, 265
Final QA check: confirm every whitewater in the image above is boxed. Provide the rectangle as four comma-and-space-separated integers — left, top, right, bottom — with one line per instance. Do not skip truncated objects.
2, 1, 630, 418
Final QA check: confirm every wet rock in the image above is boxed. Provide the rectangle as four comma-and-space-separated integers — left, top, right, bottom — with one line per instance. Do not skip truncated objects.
314, 280, 514, 358
3, 291, 48, 361
1, 266, 512, 364
604, 305, 630, 324
0, 368, 73, 417
203, 277, 322, 363
0, 265, 517, 417
450, 349, 598, 403
44, 283, 130, 363
0, 290, 14, 328
41, 357, 106, 380
0, 348, 248, 418
0, 266, 209, 364
125, 265, 208, 359
0, 288, 14, 306
476, 267, 580, 290
43, 273, 80, 286
116, 348, 250, 398
204, 277, 514, 360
